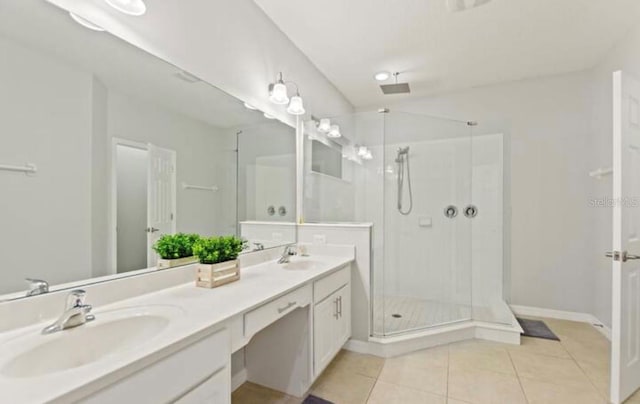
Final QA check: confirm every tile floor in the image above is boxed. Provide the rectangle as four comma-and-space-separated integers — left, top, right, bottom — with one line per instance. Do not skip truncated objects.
232, 317, 640, 404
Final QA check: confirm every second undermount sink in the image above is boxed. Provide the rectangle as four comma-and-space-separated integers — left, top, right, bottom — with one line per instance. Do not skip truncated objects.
0, 305, 183, 378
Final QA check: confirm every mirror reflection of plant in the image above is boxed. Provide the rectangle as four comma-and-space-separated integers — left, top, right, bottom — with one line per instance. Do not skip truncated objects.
153, 233, 201, 259
193, 236, 247, 265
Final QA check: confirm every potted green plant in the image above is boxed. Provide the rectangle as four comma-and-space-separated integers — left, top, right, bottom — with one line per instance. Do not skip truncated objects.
193, 235, 247, 288
153, 233, 201, 269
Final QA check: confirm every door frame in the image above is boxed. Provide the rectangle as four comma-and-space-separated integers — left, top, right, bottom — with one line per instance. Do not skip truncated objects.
110, 137, 150, 274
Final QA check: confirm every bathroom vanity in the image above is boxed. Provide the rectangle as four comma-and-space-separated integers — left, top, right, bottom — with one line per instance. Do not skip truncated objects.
0, 248, 353, 403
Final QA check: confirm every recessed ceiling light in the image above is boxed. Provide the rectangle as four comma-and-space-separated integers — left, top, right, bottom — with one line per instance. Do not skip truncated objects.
263, 113, 275, 119
104, 0, 147, 16
69, 12, 105, 31
374, 71, 390, 81
244, 102, 257, 110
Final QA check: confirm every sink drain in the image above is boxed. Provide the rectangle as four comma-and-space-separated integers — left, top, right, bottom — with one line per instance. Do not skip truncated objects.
391, 313, 402, 318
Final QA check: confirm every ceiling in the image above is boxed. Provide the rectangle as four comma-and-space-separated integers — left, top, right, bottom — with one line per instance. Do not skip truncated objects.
0, 0, 269, 129
254, 0, 640, 107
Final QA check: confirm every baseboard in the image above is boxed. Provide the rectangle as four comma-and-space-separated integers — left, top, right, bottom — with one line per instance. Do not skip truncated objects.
510, 304, 611, 340
231, 368, 247, 392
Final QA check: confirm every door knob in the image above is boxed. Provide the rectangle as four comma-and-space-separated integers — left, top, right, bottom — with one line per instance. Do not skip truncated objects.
606, 251, 640, 262
146, 227, 159, 233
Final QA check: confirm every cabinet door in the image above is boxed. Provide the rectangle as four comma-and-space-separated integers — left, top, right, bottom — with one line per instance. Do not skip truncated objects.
335, 284, 351, 347
314, 293, 340, 376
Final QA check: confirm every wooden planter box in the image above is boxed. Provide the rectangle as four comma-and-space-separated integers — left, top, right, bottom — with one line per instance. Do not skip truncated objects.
157, 256, 199, 269
196, 259, 240, 288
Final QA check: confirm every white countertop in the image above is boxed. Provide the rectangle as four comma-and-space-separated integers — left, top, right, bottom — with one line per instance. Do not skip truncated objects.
0, 254, 353, 404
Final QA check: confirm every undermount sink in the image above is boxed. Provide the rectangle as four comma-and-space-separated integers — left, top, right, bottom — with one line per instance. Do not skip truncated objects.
0, 305, 183, 378
282, 259, 320, 271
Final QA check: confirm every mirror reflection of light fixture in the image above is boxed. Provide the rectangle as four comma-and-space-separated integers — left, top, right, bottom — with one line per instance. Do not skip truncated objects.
318, 118, 331, 133
363, 150, 373, 160
268, 73, 290, 105
244, 102, 257, 110
69, 12, 105, 31
357, 146, 368, 157
269, 72, 307, 116
286, 93, 305, 115
263, 112, 275, 119
105, 0, 147, 16
328, 125, 341, 138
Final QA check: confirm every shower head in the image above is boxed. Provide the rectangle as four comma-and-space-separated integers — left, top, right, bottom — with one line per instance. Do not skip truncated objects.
380, 72, 411, 95
395, 146, 410, 163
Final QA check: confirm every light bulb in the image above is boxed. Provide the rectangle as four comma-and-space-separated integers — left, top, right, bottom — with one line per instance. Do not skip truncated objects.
363, 151, 373, 160
357, 146, 368, 157
69, 12, 105, 31
269, 81, 289, 105
318, 118, 331, 133
286, 95, 305, 115
328, 125, 341, 138
374, 71, 390, 81
104, 0, 147, 16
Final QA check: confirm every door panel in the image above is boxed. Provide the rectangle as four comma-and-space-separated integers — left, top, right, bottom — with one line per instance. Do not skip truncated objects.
611, 70, 640, 403
147, 144, 176, 267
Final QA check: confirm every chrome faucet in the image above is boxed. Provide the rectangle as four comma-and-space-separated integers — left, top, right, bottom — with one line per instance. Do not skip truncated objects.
25, 278, 49, 297
42, 289, 95, 335
277, 245, 297, 264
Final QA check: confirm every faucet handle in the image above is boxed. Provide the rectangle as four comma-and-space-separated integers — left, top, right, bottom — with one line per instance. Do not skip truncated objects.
25, 278, 49, 296
65, 289, 88, 309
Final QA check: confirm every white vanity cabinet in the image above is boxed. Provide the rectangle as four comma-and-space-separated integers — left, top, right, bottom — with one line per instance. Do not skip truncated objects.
79, 327, 231, 404
313, 265, 351, 376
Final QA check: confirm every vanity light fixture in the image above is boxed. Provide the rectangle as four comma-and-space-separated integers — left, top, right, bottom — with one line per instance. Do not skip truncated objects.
269, 72, 306, 115
357, 146, 369, 157
318, 118, 331, 133
69, 12, 105, 31
363, 150, 373, 160
244, 102, 257, 110
286, 93, 306, 115
374, 71, 391, 81
269, 73, 290, 105
104, 0, 147, 16
327, 124, 341, 138
263, 112, 276, 119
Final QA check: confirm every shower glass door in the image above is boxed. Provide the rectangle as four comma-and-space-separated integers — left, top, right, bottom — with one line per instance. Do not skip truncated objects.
375, 111, 473, 336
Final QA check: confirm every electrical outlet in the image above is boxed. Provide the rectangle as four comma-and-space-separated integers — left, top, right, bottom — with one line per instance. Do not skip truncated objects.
313, 234, 327, 244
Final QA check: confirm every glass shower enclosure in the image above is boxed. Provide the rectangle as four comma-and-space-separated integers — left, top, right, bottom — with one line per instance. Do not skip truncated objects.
303, 110, 511, 338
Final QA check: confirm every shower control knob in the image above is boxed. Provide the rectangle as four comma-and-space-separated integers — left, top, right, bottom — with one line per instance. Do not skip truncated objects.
444, 205, 458, 219
464, 205, 478, 218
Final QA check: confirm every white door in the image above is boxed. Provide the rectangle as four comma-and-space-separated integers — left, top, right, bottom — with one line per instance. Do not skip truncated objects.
147, 144, 176, 267
611, 70, 640, 404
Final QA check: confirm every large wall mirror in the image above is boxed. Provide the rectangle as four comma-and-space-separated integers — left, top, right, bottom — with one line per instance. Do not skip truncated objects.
0, 1, 296, 300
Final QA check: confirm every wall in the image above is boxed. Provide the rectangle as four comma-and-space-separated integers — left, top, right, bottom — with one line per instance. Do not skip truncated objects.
50, 0, 354, 126
0, 36, 94, 293
368, 71, 597, 317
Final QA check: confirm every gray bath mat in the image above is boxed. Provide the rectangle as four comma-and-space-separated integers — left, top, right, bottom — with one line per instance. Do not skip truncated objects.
517, 318, 560, 341
303, 395, 333, 404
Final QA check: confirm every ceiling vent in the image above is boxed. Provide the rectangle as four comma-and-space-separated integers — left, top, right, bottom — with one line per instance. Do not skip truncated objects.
446, 0, 492, 12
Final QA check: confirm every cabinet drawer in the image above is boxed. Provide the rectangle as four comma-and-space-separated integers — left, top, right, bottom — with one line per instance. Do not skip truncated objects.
244, 284, 312, 339
80, 327, 229, 404
175, 365, 230, 404
314, 265, 350, 303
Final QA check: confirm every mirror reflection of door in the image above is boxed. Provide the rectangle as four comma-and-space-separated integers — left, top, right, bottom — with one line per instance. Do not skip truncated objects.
114, 140, 176, 273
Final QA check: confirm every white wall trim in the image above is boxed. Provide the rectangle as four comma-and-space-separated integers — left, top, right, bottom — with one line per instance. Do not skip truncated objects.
510, 304, 611, 340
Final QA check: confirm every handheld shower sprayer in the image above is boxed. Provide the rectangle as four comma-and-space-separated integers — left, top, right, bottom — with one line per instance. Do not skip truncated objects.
396, 146, 413, 215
